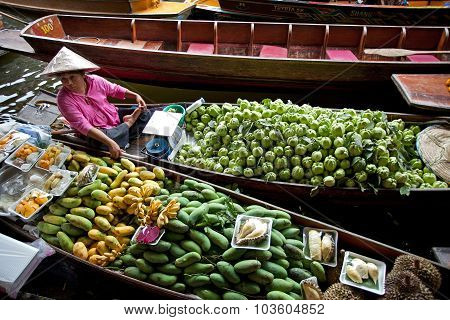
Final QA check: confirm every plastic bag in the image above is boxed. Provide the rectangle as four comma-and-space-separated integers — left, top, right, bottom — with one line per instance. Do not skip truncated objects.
0, 234, 55, 298
14, 124, 52, 148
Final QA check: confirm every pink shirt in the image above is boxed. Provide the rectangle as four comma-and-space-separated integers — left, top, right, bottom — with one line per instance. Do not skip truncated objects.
57, 75, 127, 135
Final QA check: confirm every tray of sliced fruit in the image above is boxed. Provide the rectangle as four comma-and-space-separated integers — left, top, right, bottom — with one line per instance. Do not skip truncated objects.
9, 188, 53, 221
36, 143, 71, 171
42, 169, 77, 196
5, 142, 44, 172
0, 130, 31, 163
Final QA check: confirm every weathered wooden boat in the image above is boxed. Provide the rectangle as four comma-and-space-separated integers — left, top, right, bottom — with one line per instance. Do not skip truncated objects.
0, 0, 196, 21
392, 74, 450, 114
17, 90, 450, 209
0, 13, 5, 56
0, 142, 448, 299
217, 0, 450, 26
0, 14, 449, 91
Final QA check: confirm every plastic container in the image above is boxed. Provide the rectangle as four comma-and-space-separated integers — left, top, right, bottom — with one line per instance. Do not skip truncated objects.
42, 169, 78, 196
131, 226, 166, 246
0, 233, 39, 298
0, 130, 31, 163
339, 251, 386, 295
303, 227, 338, 267
35, 143, 71, 171
76, 163, 99, 187
8, 188, 53, 221
0, 166, 50, 214
231, 215, 273, 251
163, 104, 186, 126
432, 247, 450, 268
5, 142, 44, 173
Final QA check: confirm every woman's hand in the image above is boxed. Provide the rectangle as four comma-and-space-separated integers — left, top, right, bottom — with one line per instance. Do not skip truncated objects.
108, 139, 122, 159
136, 94, 147, 111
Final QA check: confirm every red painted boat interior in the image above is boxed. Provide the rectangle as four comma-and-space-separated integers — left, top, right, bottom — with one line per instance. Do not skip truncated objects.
23, 15, 450, 63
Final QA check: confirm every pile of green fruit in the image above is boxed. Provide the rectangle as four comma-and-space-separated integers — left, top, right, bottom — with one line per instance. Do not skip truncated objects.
176, 99, 448, 191
35, 148, 325, 300
114, 177, 326, 300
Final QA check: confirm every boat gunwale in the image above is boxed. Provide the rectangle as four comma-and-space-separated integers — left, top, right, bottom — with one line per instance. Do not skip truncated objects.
226, 0, 450, 10
0, 2, 196, 18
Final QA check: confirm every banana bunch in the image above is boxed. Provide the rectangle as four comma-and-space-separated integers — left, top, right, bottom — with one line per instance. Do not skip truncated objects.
89, 247, 124, 267
139, 199, 162, 226
156, 199, 180, 228
87, 234, 127, 267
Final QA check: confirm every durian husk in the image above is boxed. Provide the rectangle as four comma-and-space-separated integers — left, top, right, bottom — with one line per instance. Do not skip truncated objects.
382, 270, 434, 300
302, 279, 323, 300
392, 254, 442, 291
324, 283, 364, 300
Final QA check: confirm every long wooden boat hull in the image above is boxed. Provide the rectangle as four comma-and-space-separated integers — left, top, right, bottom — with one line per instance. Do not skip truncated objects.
218, 0, 450, 26
0, 1, 195, 20
1, 142, 448, 298
18, 90, 450, 208
1, 15, 449, 92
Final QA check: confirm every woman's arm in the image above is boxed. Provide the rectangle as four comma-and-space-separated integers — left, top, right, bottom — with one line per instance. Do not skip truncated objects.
86, 127, 122, 159
124, 89, 146, 110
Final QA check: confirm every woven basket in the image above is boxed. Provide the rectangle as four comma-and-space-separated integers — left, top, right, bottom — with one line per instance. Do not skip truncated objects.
416, 125, 450, 183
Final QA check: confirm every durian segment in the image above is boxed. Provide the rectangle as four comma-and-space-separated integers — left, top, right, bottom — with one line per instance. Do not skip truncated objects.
346, 265, 363, 283
367, 262, 379, 284
236, 220, 267, 244
308, 230, 322, 261
237, 219, 256, 240
321, 233, 334, 263
351, 258, 369, 279
302, 280, 323, 300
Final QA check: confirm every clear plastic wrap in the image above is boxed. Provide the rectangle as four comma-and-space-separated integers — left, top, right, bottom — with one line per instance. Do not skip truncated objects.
0, 234, 55, 298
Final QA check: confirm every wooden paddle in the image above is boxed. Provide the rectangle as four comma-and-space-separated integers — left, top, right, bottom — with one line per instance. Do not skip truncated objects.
364, 48, 450, 57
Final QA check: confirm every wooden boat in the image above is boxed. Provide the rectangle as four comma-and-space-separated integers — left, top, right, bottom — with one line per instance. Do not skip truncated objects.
0, 141, 448, 299
18, 90, 450, 208
0, 0, 196, 21
217, 0, 450, 26
0, 14, 5, 56
0, 14, 449, 92
392, 74, 450, 114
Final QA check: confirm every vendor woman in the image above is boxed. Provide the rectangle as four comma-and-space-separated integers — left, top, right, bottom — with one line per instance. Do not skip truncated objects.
42, 47, 151, 158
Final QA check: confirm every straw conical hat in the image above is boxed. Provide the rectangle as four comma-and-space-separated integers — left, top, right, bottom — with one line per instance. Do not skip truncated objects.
416, 125, 450, 183
41, 47, 100, 77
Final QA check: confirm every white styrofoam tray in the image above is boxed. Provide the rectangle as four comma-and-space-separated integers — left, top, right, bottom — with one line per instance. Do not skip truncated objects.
339, 250, 386, 295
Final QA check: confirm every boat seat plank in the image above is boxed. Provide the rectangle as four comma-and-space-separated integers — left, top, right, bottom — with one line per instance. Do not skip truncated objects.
406, 55, 440, 62
326, 49, 358, 61
289, 46, 322, 59
218, 44, 249, 56
259, 45, 288, 58
116, 40, 147, 50
187, 43, 214, 54
143, 41, 164, 51
99, 38, 121, 46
